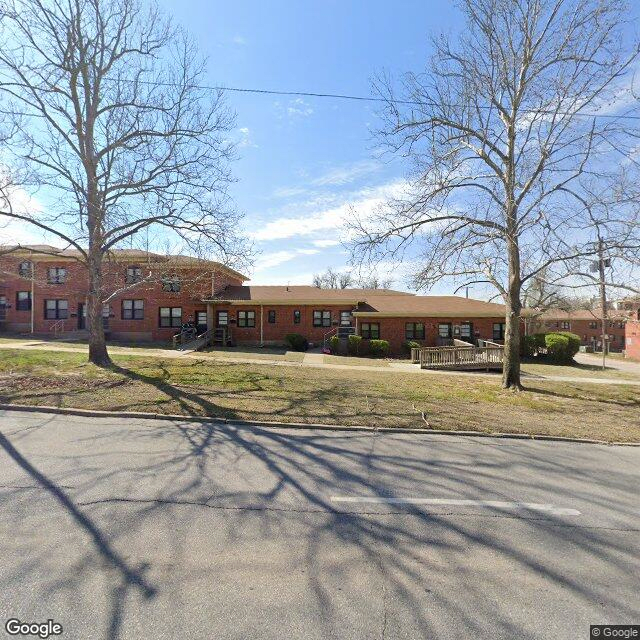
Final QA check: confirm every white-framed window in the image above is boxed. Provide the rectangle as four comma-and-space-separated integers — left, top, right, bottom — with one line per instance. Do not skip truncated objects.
159, 306, 182, 328
122, 299, 144, 320
45, 299, 68, 319
238, 310, 255, 328
47, 267, 66, 284
313, 310, 332, 327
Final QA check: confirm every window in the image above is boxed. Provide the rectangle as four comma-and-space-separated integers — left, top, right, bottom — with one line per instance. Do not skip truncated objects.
438, 323, 452, 338
361, 323, 380, 340
161, 275, 181, 292
460, 322, 472, 338
588, 321, 598, 329
47, 267, 66, 284
122, 299, 144, 320
159, 307, 182, 328
237, 310, 255, 328
313, 310, 332, 327
560, 321, 570, 330
405, 322, 425, 340
493, 323, 506, 341
18, 261, 33, 278
293, 310, 301, 324
268, 310, 276, 324
125, 266, 142, 284
44, 299, 68, 320
16, 291, 31, 311
340, 310, 353, 326
217, 311, 228, 326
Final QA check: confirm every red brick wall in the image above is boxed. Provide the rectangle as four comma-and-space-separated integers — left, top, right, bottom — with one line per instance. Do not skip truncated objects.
366, 316, 506, 355
528, 318, 627, 351
625, 321, 640, 361
0, 254, 243, 340
210, 304, 356, 347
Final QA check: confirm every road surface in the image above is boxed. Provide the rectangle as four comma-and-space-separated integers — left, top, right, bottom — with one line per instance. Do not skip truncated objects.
0, 409, 638, 639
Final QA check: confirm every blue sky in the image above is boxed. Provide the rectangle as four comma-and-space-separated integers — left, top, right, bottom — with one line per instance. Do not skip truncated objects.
153, 0, 461, 292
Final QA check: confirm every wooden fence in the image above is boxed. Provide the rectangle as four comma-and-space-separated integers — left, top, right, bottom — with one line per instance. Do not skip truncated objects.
411, 344, 504, 370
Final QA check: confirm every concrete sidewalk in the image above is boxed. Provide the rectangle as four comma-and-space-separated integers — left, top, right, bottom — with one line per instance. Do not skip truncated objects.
1, 338, 639, 385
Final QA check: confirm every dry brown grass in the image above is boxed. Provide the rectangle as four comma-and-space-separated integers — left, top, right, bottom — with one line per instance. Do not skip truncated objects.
0, 349, 638, 442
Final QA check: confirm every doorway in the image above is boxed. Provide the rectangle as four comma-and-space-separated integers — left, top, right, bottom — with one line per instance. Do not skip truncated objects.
78, 303, 86, 329
196, 310, 208, 334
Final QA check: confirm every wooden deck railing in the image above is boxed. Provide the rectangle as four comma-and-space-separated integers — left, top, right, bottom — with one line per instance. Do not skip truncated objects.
411, 344, 504, 370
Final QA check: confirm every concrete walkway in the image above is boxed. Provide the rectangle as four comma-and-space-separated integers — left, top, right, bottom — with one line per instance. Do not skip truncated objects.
575, 351, 640, 374
1, 338, 639, 385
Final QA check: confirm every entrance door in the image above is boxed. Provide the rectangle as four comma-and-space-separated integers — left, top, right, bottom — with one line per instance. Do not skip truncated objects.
0, 296, 6, 321
195, 311, 207, 334
78, 303, 86, 329
216, 310, 229, 327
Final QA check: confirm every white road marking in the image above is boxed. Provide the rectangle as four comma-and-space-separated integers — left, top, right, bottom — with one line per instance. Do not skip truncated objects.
330, 496, 580, 516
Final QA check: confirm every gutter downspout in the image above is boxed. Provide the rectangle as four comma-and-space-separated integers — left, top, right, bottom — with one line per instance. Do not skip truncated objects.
260, 304, 264, 346
30, 260, 35, 333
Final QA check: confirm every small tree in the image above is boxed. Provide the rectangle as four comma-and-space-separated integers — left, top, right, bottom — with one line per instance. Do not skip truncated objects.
0, 0, 247, 365
349, 0, 637, 389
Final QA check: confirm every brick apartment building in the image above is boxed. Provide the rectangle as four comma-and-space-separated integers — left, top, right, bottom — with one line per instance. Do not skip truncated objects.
526, 309, 629, 352
0, 245, 512, 354
625, 315, 640, 361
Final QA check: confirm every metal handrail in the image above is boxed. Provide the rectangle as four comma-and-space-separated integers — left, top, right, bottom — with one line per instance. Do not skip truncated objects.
49, 319, 65, 336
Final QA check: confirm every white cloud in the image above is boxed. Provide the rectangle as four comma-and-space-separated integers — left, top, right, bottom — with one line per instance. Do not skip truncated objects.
251, 179, 407, 242
286, 98, 314, 118
312, 239, 341, 248
0, 186, 51, 246
232, 35, 247, 46
254, 247, 320, 271
310, 160, 381, 186
236, 126, 257, 149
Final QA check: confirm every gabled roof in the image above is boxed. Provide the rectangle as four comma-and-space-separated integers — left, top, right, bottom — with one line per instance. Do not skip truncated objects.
206, 285, 414, 305
0, 244, 247, 280
353, 295, 507, 318
534, 308, 631, 322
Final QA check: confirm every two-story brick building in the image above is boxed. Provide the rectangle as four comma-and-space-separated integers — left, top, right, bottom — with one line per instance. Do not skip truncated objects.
624, 315, 640, 361
0, 244, 512, 354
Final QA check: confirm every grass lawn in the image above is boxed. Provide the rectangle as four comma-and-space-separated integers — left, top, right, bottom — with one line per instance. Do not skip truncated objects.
520, 359, 640, 381
201, 345, 305, 362
322, 354, 391, 367
0, 348, 638, 442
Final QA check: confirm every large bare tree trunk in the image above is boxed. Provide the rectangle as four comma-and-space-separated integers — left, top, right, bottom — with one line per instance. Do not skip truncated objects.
87, 250, 110, 367
502, 231, 523, 390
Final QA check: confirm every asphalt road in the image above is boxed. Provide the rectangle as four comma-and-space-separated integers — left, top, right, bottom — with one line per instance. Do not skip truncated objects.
0, 409, 638, 640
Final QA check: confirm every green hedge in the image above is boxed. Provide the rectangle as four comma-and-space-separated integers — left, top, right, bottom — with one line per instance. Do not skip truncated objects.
402, 340, 421, 353
285, 333, 309, 352
369, 339, 389, 357
522, 331, 580, 363
348, 334, 362, 355
328, 335, 339, 352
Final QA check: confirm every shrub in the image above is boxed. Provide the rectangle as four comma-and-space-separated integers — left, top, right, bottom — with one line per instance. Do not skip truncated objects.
348, 334, 362, 355
369, 339, 389, 357
521, 333, 546, 358
285, 333, 309, 352
328, 335, 340, 353
402, 340, 421, 354
544, 333, 570, 362
558, 331, 581, 360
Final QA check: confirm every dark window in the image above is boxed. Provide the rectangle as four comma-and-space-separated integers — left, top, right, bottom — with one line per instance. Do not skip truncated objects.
44, 299, 68, 320
18, 261, 33, 278
238, 310, 255, 328
195, 311, 207, 332
588, 321, 598, 329
405, 322, 425, 340
340, 310, 352, 326
438, 323, 452, 339
460, 322, 472, 338
122, 299, 144, 320
268, 310, 276, 324
313, 310, 332, 327
560, 321, 570, 330
217, 311, 228, 326
125, 266, 142, 284
493, 323, 506, 341
293, 310, 301, 324
361, 323, 380, 340
161, 275, 181, 292
159, 307, 182, 328
16, 291, 31, 311
47, 267, 66, 284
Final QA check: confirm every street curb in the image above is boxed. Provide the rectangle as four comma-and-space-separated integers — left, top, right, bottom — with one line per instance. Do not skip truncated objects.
0, 403, 638, 447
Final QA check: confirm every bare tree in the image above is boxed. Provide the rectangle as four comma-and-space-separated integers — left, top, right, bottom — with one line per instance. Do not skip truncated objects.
312, 267, 350, 289
0, 0, 248, 365
349, 0, 637, 389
